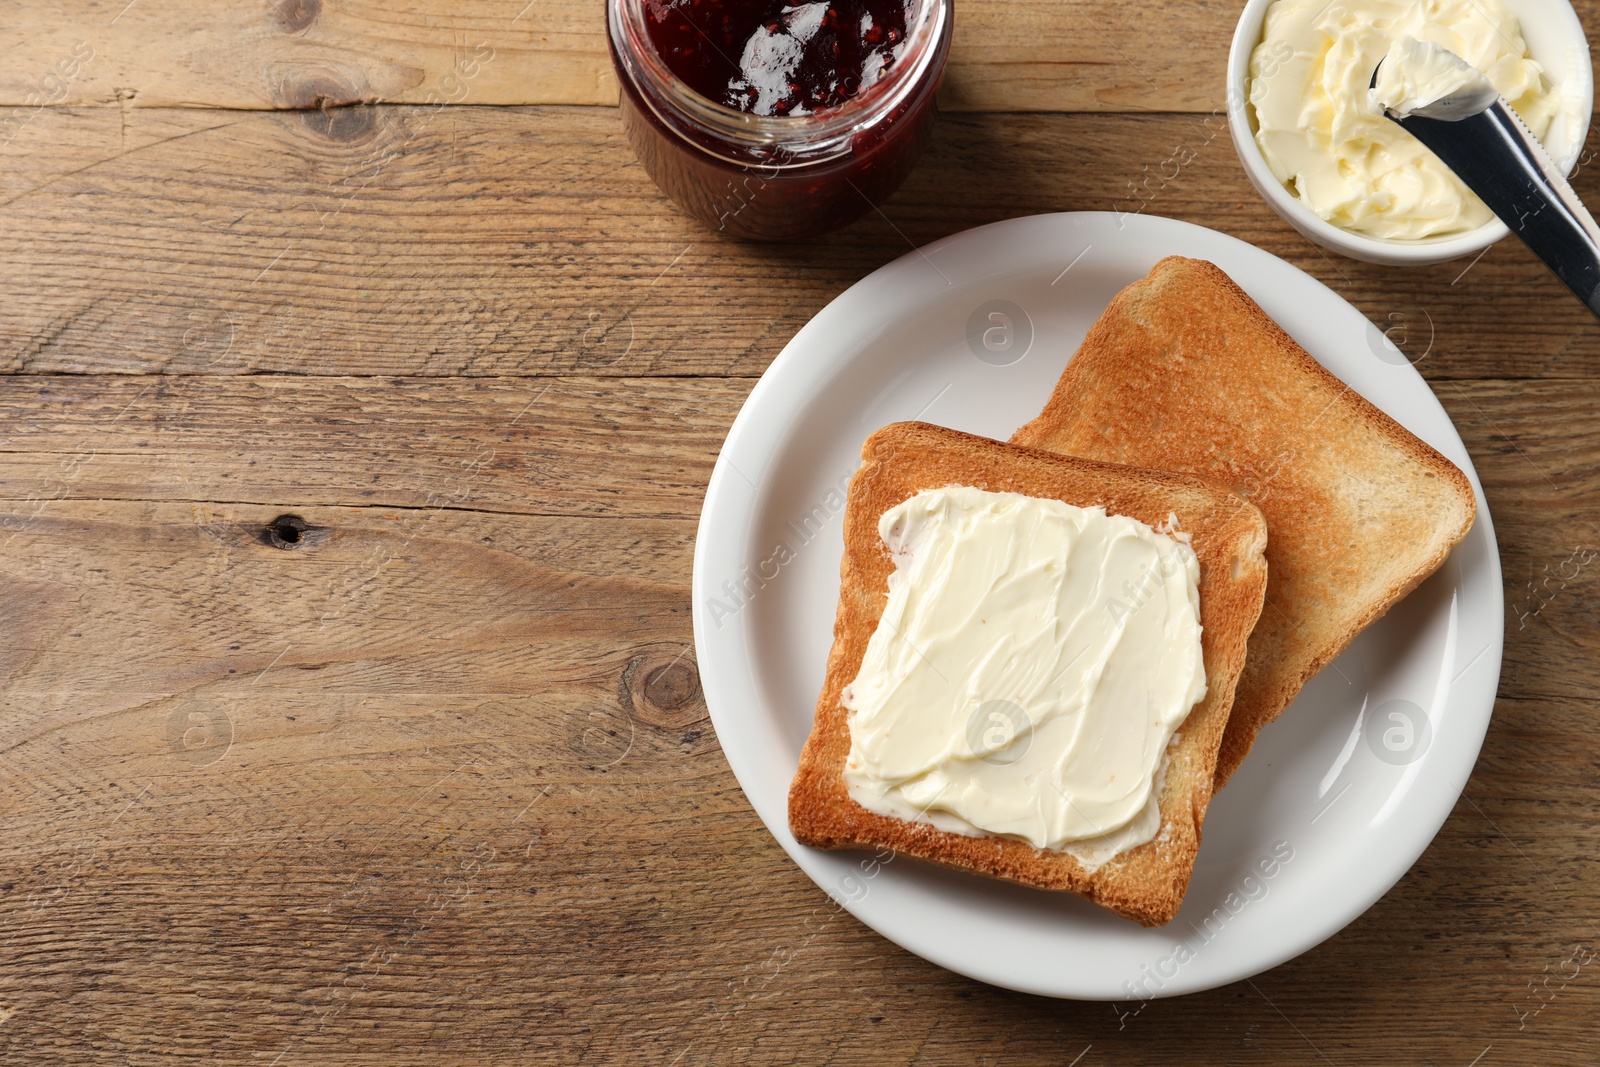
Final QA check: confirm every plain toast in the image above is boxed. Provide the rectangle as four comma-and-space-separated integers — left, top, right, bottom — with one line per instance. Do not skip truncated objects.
1012, 257, 1477, 786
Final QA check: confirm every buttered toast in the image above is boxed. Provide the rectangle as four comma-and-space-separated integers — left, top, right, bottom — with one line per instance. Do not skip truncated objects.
1012, 257, 1476, 786
788, 422, 1269, 926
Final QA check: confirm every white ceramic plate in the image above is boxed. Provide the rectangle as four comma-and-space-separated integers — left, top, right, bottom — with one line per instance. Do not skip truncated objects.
691, 212, 1504, 1000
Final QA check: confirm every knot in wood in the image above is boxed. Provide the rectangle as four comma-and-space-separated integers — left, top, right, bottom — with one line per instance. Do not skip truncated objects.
645, 661, 696, 711
262, 514, 315, 550
300, 100, 377, 143
275, 0, 321, 34
279, 71, 376, 132
620, 649, 705, 735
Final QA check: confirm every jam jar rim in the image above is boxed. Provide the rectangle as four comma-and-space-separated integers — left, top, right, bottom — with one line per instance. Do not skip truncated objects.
608, 0, 951, 169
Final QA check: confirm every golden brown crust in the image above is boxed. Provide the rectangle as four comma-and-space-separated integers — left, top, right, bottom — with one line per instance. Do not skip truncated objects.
786, 421, 1269, 927
1012, 256, 1476, 786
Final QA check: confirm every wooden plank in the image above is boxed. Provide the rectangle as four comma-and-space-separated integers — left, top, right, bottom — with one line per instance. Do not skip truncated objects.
0, 0, 613, 111
0, 375, 749, 520
4, 0, 1586, 113
0, 0, 1370, 114
2, 106, 1597, 380
1438, 380, 1600, 709
0, 373, 1592, 708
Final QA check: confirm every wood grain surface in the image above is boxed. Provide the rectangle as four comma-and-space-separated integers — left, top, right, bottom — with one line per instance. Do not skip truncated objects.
2, 0, 1599, 1063
2, 106, 1597, 379
0, 0, 1402, 114
8, 0, 1589, 113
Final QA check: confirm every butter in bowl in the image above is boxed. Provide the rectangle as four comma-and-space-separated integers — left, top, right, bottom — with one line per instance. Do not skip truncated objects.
1226, 0, 1594, 264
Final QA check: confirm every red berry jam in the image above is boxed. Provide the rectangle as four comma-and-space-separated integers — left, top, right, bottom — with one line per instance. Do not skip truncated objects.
608, 0, 950, 241
646, 0, 911, 116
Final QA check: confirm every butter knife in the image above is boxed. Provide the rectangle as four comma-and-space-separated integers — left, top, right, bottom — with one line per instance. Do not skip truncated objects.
1372, 61, 1600, 320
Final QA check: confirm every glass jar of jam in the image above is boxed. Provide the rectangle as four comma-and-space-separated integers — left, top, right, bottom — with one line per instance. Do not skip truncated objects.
607, 0, 952, 241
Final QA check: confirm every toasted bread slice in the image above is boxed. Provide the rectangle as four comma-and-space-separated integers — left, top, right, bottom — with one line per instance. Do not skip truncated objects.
788, 422, 1268, 926
1012, 257, 1476, 787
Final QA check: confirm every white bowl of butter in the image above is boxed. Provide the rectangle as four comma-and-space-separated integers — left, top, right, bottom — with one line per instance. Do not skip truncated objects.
1227, 0, 1594, 265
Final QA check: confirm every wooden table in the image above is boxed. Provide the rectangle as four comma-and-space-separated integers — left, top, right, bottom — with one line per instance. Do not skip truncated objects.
1, 2, 1597, 1062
